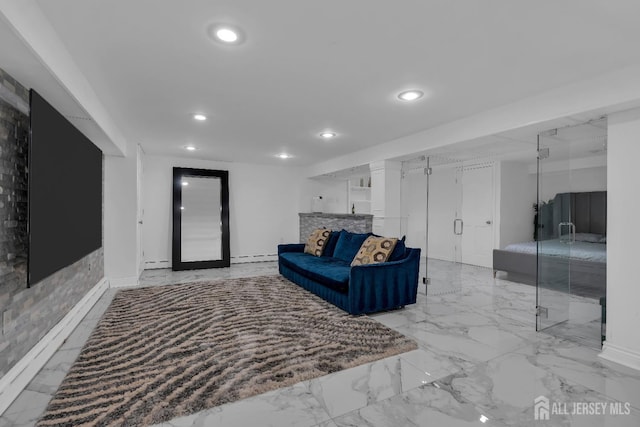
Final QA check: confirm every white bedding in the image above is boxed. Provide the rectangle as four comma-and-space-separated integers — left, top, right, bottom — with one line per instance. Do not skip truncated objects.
503, 239, 607, 263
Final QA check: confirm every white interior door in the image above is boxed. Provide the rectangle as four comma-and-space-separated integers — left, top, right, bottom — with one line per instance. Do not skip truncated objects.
402, 170, 427, 255
428, 166, 460, 262
460, 164, 494, 267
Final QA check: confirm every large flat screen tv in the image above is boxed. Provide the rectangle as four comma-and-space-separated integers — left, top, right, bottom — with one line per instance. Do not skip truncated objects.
28, 90, 102, 286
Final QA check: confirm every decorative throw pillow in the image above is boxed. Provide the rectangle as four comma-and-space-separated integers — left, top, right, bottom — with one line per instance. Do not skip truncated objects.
304, 228, 332, 256
351, 236, 398, 266
323, 230, 341, 257
389, 235, 406, 261
333, 230, 371, 263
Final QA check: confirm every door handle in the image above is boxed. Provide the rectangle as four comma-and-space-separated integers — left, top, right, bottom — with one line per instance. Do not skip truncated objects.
558, 222, 575, 243
486, 220, 492, 225
453, 219, 463, 235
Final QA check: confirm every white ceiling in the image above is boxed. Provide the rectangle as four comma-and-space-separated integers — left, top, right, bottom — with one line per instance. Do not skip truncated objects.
3, 1, 640, 167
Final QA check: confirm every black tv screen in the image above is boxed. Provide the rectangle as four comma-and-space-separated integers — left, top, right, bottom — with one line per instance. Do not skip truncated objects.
28, 90, 102, 286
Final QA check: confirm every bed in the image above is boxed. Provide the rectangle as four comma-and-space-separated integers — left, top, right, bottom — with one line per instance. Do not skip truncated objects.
493, 191, 606, 299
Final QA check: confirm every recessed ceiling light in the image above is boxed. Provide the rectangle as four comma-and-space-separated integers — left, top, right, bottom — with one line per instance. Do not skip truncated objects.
182, 181, 189, 186
208, 24, 245, 45
193, 114, 207, 121
320, 132, 337, 139
217, 28, 238, 42
277, 153, 291, 159
185, 145, 197, 151
397, 90, 424, 101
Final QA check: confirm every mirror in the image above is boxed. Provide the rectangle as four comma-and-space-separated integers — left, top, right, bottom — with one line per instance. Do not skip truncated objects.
172, 167, 230, 270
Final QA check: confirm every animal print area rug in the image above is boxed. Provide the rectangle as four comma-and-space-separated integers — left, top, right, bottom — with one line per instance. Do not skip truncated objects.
37, 275, 416, 426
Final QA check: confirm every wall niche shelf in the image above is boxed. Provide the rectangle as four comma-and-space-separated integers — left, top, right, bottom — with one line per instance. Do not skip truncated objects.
348, 179, 371, 214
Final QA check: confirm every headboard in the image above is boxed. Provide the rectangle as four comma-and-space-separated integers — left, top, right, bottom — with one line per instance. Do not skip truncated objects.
553, 191, 607, 236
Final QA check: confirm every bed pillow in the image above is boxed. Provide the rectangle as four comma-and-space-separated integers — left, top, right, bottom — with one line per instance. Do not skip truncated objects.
304, 228, 332, 256
574, 233, 603, 243
599, 236, 607, 244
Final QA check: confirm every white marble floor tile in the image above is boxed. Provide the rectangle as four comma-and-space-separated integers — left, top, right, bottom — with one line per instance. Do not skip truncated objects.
0, 390, 51, 427
332, 383, 508, 427
395, 312, 536, 365
399, 348, 475, 382
512, 338, 640, 411
312, 420, 339, 427
429, 349, 640, 426
139, 262, 279, 287
155, 381, 330, 427
308, 355, 431, 419
367, 308, 429, 329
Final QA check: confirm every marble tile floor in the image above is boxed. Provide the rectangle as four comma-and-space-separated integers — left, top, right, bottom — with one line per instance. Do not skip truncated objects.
2, 260, 639, 427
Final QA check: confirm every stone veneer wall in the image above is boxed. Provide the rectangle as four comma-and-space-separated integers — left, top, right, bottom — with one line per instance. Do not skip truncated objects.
0, 68, 105, 377
299, 213, 373, 243
0, 69, 29, 306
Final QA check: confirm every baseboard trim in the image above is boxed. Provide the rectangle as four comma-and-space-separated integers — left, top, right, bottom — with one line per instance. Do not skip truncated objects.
599, 342, 640, 372
231, 254, 278, 263
0, 277, 109, 416
143, 255, 278, 271
144, 260, 170, 270
109, 276, 139, 288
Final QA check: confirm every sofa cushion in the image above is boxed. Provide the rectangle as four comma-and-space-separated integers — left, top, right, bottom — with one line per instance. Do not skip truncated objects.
333, 230, 371, 263
304, 228, 332, 256
389, 235, 407, 261
351, 236, 398, 266
322, 230, 341, 257
279, 252, 351, 293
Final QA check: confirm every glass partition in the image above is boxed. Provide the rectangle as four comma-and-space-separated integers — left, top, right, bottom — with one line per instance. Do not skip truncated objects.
536, 131, 572, 331
535, 119, 607, 348
400, 157, 464, 296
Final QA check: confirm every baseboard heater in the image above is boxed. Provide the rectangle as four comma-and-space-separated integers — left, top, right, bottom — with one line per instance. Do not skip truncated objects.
231, 254, 278, 263
144, 254, 277, 269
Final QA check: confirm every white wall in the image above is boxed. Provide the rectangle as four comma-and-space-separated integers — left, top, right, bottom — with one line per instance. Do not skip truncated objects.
498, 161, 537, 248
538, 165, 607, 203
600, 108, 640, 371
142, 154, 302, 267
104, 144, 139, 284
299, 178, 348, 214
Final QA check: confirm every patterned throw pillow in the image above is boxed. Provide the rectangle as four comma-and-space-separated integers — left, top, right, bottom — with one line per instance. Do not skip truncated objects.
351, 236, 398, 266
304, 228, 332, 256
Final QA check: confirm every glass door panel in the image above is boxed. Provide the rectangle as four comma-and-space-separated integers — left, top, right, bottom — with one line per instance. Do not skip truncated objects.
428, 162, 464, 295
400, 157, 463, 296
536, 131, 572, 331
536, 119, 607, 348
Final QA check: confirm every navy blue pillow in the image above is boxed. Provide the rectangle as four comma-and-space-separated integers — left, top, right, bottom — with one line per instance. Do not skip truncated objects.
333, 230, 371, 263
322, 231, 341, 257
389, 235, 407, 261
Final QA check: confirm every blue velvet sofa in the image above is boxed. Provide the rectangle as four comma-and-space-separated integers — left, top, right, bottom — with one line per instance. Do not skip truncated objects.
278, 230, 421, 315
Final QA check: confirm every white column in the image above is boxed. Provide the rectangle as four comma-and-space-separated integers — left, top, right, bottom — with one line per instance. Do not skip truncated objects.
104, 141, 140, 286
599, 108, 640, 371
369, 160, 402, 237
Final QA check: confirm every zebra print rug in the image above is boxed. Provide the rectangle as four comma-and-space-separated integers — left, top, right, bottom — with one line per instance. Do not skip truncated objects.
37, 275, 417, 426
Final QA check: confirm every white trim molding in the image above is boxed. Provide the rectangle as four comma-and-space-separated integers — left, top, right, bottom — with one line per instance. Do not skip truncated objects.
599, 342, 640, 372
108, 276, 140, 288
144, 260, 170, 270
231, 254, 278, 264
0, 277, 109, 416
